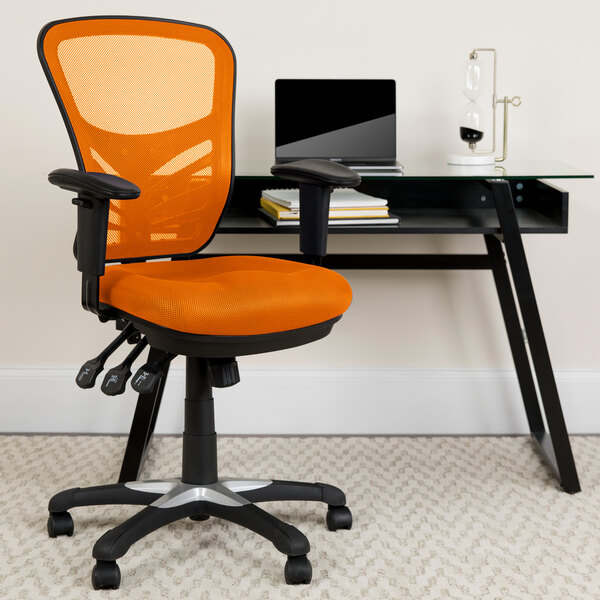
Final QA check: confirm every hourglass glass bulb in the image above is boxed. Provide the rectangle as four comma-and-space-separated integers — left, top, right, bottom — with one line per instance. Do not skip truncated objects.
463, 57, 482, 101
460, 101, 485, 148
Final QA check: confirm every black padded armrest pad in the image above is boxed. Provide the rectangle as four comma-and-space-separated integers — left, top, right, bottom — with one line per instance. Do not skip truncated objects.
48, 168, 141, 199
270, 159, 361, 188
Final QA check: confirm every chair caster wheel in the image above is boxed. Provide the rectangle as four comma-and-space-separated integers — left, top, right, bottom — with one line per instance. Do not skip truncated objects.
92, 560, 121, 590
47, 511, 74, 537
326, 505, 352, 531
189, 514, 210, 521
284, 554, 312, 584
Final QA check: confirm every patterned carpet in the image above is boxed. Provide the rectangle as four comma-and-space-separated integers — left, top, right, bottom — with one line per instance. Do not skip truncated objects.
1, 435, 599, 599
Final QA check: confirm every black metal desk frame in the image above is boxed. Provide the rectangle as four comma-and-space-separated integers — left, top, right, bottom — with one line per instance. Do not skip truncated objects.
118, 163, 591, 494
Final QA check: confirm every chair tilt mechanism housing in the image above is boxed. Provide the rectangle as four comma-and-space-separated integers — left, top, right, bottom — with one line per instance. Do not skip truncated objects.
38, 15, 360, 590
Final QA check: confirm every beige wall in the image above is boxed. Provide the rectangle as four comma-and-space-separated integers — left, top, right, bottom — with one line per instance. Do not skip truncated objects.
3, 0, 599, 370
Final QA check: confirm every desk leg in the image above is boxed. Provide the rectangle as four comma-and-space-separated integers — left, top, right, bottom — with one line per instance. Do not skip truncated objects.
485, 235, 545, 433
118, 347, 169, 483
489, 179, 580, 493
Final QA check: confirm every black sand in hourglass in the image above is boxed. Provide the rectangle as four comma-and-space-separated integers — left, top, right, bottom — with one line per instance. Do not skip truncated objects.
460, 127, 484, 142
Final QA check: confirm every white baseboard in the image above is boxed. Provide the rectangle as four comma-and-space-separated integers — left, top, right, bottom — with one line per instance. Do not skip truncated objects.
1, 367, 599, 435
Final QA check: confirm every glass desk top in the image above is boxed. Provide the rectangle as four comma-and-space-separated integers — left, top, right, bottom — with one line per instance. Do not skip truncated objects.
237, 159, 593, 181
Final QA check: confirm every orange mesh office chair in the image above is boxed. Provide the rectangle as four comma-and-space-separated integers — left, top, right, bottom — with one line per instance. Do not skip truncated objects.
38, 16, 360, 590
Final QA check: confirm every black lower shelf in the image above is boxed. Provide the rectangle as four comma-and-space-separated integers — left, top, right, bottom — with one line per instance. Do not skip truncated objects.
217, 207, 566, 235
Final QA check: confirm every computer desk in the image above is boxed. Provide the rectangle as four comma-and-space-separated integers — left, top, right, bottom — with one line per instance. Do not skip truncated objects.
118, 159, 593, 494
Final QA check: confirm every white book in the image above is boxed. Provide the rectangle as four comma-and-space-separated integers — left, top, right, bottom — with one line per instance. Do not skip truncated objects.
262, 188, 388, 210
258, 208, 399, 227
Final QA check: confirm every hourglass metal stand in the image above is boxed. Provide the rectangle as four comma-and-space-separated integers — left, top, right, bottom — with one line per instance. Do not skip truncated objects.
449, 48, 521, 166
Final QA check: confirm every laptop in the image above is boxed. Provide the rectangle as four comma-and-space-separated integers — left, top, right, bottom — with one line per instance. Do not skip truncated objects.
275, 79, 402, 172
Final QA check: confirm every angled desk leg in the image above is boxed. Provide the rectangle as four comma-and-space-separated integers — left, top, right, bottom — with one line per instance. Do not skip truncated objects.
118, 347, 170, 483
488, 179, 580, 493
485, 234, 546, 434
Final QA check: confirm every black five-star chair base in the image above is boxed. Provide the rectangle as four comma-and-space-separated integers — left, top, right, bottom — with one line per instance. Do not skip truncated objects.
47, 357, 352, 589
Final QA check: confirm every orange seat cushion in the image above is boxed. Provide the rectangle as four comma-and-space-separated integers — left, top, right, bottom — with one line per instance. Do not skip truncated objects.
99, 256, 352, 336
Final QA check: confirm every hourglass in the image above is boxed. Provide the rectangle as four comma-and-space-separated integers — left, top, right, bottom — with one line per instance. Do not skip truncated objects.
448, 48, 521, 166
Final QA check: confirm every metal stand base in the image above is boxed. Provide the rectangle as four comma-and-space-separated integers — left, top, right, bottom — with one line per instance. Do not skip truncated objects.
125, 478, 272, 508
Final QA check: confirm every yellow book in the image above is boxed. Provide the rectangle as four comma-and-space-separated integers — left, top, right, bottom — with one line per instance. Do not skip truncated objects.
260, 197, 299, 220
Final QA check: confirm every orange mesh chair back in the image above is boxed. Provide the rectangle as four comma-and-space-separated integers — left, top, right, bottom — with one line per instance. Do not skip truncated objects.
39, 16, 235, 262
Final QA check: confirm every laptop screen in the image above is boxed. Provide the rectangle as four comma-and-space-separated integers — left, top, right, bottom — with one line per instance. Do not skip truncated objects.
275, 79, 396, 164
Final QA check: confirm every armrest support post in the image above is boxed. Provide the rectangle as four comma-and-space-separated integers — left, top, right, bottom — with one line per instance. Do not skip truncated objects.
298, 183, 331, 259
75, 195, 109, 315
74, 194, 110, 277
81, 272, 102, 316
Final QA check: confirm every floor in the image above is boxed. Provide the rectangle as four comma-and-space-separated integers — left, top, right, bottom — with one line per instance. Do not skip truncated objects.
1, 434, 599, 599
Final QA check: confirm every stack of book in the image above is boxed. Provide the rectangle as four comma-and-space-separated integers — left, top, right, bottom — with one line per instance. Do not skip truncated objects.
259, 189, 399, 227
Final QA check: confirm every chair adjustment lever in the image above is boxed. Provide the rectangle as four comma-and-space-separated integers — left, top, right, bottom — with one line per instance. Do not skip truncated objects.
101, 338, 149, 396
209, 358, 240, 388
76, 323, 136, 389
131, 351, 177, 395
115, 318, 142, 344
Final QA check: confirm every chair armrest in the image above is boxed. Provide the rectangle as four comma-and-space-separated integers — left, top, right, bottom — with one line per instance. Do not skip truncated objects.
270, 159, 360, 188
270, 160, 361, 260
48, 168, 141, 199
47, 169, 141, 315
48, 168, 141, 278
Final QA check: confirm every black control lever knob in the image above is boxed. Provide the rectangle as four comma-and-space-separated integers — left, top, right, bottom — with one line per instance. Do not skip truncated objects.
75, 323, 136, 389
131, 351, 177, 395
130, 368, 162, 395
101, 363, 134, 396
101, 337, 148, 396
209, 358, 240, 388
76, 358, 104, 389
